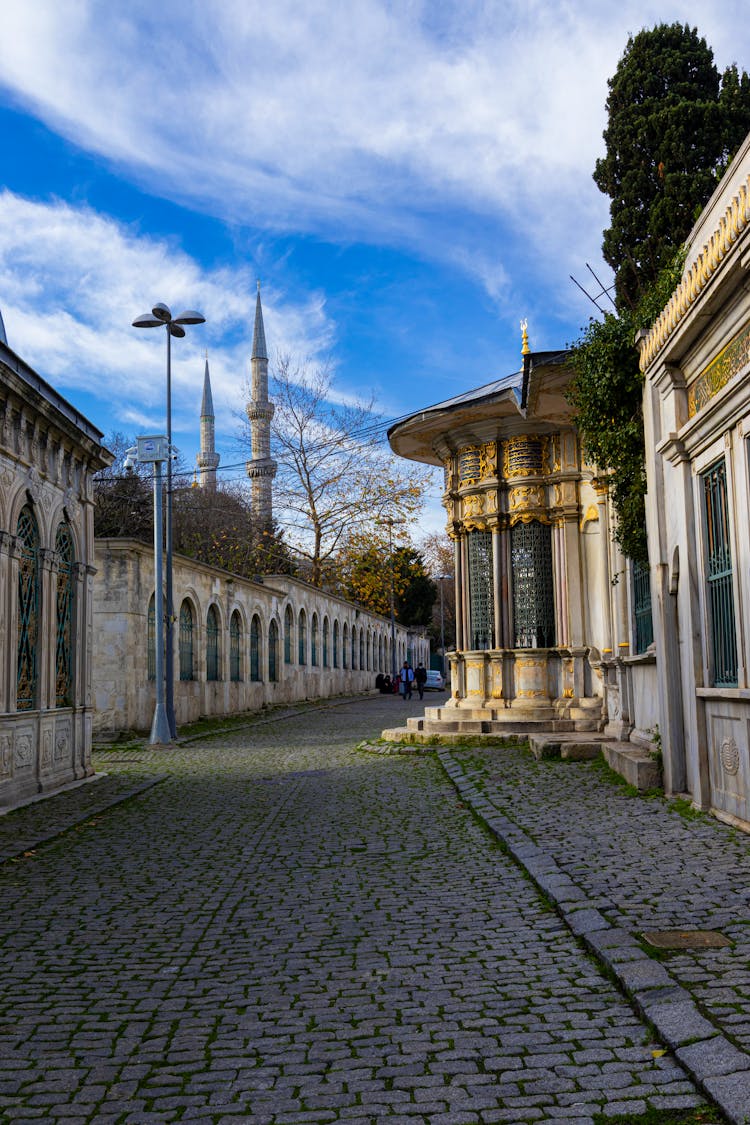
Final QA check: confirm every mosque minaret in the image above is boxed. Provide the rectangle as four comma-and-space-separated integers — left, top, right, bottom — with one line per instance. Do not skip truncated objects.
196, 354, 220, 490
245, 282, 277, 526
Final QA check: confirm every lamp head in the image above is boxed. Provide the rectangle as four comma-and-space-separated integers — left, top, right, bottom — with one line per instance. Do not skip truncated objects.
151, 303, 172, 323
132, 313, 164, 329
168, 322, 186, 338
173, 309, 205, 326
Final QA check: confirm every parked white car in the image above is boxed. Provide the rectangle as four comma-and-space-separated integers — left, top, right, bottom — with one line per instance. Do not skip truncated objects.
425, 670, 445, 690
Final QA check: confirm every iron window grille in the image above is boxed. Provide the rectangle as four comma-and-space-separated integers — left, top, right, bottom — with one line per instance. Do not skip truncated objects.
702, 459, 738, 686
206, 605, 220, 681
632, 557, 654, 654
323, 618, 330, 666
251, 615, 261, 681
298, 610, 307, 665
17, 505, 39, 711
179, 601, 194, 680
230, 611, 242, 681
467, 530, 495, 650
284, 605, 293, 664
334, 621, 340, 668
511, 520, 555, 648
55, 523, 74, 706
269, 619, 279, 682
311, 614, 319, 666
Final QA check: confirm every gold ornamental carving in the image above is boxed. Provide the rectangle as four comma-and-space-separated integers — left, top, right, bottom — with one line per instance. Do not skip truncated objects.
509, 484, 547, 525
503, 434, 548, 479
688, 322, 750, 417
480, 441, 498, 477
457, 445, 481, 485
640, 174, 750, 371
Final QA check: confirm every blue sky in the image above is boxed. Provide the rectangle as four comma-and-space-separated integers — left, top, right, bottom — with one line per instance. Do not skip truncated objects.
0, 0, 746, 534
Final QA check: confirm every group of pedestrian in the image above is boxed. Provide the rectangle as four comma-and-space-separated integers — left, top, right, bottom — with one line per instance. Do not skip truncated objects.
375, 662, 428, 700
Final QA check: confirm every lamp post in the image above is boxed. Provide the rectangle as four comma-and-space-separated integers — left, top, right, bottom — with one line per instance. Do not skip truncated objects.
437, 574, 451, 679
125, 436, 171, 744
377, 515, 404, 681
133, 304, 205, 738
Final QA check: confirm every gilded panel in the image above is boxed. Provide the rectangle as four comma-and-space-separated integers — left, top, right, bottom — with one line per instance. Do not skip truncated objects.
688, 322, 750, 417
503, 435, 548, 479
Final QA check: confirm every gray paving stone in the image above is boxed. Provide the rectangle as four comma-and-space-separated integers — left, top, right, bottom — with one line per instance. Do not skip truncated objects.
0, 697, 720, 1123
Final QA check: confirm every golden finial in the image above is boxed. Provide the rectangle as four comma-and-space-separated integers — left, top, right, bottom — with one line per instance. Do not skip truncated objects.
520, 319, 530, 356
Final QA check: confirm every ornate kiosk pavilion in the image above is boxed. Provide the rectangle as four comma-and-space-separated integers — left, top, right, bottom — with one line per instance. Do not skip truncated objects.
388, 329, 611, 736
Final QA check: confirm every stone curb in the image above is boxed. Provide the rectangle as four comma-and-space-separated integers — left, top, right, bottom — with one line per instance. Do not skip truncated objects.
437, 748, 750, 1125
0, 775, 166, 864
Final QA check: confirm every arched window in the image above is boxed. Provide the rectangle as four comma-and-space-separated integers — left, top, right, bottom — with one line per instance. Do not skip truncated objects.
230, 611, 242, 681
284, 605, 294, 664
298, 609, 307, 665
17, 505, 40, 711
147, 594, 156, 681
366, 631, 371, 671
379, 635, 383, 670
269, 619, 279, 682
251, 615, 261, 681
55, 522, 75, 707
323, 617, 330, 667
311, 613, 319, 666
206, 605, 220, 681
351, 626, 357, 669
343, 623, 349, 669
179, 601, 194, 680
360, 630, 365, 671
333, 620, 340, 668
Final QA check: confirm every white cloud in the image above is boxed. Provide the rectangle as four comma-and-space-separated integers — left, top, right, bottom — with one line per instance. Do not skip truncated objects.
0, 191, 334, 445
2, 0, 748, 311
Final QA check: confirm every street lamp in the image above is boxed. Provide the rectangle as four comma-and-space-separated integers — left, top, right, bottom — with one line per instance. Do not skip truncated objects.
437, 574, 451, 679
376, 515, 405, 681
133, 303, 205, 738
126, 436, 172, 744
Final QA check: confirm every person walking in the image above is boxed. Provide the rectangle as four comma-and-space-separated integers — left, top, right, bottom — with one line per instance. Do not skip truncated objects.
415, 662, 427, 700
400, 661, 414, 700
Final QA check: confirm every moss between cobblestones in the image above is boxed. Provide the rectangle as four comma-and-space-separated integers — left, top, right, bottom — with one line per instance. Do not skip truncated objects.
592, 1107, 724, 1124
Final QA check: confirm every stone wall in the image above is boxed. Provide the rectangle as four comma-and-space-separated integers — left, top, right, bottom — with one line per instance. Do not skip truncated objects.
94, 539, 428, 734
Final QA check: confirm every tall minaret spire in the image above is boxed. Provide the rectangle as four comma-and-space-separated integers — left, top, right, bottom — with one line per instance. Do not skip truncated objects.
245, 281, 277, 526
196, 353, 220, 490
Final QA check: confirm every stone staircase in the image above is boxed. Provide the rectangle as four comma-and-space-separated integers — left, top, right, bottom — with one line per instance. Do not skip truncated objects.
381, 695, 662, 792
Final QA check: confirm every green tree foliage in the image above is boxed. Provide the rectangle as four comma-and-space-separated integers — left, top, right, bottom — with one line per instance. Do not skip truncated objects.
338, 530, 436, 625
569, 257, 684, 563
594, 23, 750, 309
94, 433, 293, 579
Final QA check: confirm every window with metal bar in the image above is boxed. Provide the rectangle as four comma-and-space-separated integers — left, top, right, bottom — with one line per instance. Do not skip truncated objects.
179, 601, 194, 680
284, 605, 293, 664
269, 619, 279, 682
467, 530, 495, 650
360, 630, 364, 670
343, 623, 349, 668
206, 605, 220, 681
17, 505, 39, 711
511, 520, 555, 648
323, 617, 330, 667
702, 460, 737, 686
55, 523, 75, 706
230, 611, 242, 681
251, 615, 261, 681
298, 609, 307, 665
632, 557, 654, 654
334, 620, 340, 668
311, 613, 319, 666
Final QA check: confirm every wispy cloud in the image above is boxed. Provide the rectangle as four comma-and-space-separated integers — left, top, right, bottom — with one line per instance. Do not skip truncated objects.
2, 0, 746, 312
0, 191, 334, 443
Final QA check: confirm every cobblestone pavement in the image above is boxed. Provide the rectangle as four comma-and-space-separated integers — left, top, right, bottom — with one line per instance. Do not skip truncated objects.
442, 745, 750, 1124
0, 695, 720, 1124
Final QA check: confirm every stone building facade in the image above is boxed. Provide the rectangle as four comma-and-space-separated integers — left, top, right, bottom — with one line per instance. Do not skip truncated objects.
93, 538, 428, 735
0, 334, 112, 809
639, 129, 750, 830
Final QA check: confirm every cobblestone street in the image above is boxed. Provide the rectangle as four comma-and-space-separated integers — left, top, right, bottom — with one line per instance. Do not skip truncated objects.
0, 695, 731, 1124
